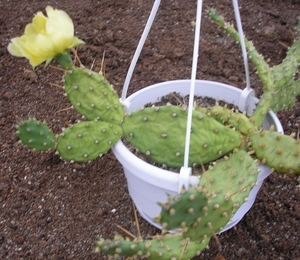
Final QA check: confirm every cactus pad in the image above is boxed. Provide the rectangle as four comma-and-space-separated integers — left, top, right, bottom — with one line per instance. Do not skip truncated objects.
198, 105, 256, 135
122, 106, 242, 167
156, 185, 233, 240
156, 150, 257, 240
16, 119, 56, 151
57, 120, 122, 161
96, 233, 210, 260
250, 130, 300, 174
64, 67, 124, 123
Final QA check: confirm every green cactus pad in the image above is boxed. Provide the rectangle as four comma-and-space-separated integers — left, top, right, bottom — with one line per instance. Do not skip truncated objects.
156, 150, 257, 240
198, 105, 256, 135
250, 130, 300, 174
156, 186, 233, 239
122, 106, 242, 168
199, 149, 258, 213
57, 120, 122, 161
16, 119, 56, 151
269, 40, 300, 113
181, 192, 234, 241
95, 233, 210, 260
64, 67, 124, 123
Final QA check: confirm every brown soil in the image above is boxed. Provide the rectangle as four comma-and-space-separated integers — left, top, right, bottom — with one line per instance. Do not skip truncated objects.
1, 0, 300, 259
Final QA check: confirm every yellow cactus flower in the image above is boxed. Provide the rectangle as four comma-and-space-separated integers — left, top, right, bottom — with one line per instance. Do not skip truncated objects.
7, 6, 84, 68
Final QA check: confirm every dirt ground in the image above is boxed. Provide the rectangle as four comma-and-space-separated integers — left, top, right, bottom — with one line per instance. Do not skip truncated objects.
1, 0, 300, 259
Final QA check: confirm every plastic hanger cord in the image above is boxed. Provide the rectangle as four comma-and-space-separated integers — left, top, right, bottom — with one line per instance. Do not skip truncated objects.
232, 0, 255, 111
179, 0, 204, 191
120, 0, 161, 111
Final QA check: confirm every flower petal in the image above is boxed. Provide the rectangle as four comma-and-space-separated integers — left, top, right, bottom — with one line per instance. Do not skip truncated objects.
25, 11, 47, 35
7, 6, 84, 68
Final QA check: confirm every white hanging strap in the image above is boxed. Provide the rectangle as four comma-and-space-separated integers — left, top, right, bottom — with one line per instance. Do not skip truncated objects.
179, 0, 203, 191
232, 0, 255, 112
120, 0, 161, 112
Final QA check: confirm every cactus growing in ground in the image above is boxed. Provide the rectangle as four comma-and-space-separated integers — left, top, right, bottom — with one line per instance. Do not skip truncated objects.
8, 6, 300, 259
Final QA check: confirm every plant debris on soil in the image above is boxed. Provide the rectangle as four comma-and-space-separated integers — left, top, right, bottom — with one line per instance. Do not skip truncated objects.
1, 0, 300, 259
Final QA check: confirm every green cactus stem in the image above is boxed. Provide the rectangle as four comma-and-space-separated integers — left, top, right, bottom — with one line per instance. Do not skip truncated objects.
207, 8, 273, 92
95, 233, 210, 260
196, 104, 256, 135
56, 51, 73, 70
16, 119, 56, 151
198, 149, 258, 213
122, 105, 242, 168
156, 185, 233, 242
249, 130, 300, 174
208, 9, 300, 127
64, 67, 124, 124
56, 120, 122, 161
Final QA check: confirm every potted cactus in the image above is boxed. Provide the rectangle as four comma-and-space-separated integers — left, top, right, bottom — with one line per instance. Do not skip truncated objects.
8, 5, 300, 260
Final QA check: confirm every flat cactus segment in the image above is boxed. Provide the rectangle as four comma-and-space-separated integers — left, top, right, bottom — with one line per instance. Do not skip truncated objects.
181, 192, 233, 241
122, 106, 242, 168
57, 121, 122, 161
64, 67, 124, 123
155, 150, 257, 241
198, 105, 256, 135
199, 149, 258, 214
267, 40, 300, 113
16, 119, 56, 151
156, 185, 233, 241
183, 150, 258, 240
156, 187, 212, 230
249, 130, 300, 174
95, 233, 210, 260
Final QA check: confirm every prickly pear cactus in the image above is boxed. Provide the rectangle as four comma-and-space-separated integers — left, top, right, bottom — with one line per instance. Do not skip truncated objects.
208, 8, 300, 127
198, 149, 258, 213
249, 130, 300, 174
95, 150, 258, 259
9, 6, 300, 260
196, 104, 256, 135
56, 120, 122, 161
156, 150, 258, 240
16, 119, 56, 151
64, 67, 124, 123
122, 105, 242, 167
156, 185, 234, 241
96, 233, 210, 260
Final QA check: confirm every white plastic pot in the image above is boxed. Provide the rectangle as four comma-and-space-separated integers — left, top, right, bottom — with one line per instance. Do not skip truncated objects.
112, 79, 284, 231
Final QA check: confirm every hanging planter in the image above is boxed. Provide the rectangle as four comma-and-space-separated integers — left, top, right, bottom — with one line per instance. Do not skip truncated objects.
112, 79, 283, 230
